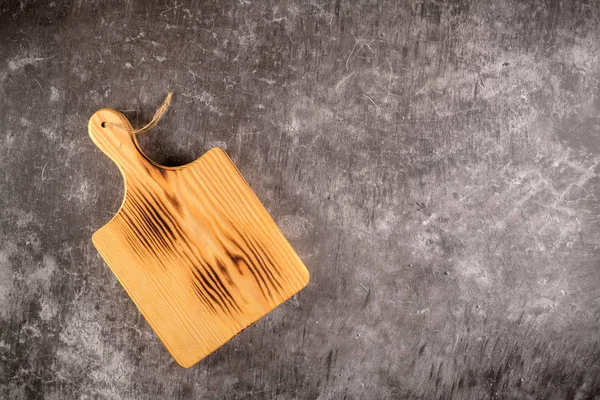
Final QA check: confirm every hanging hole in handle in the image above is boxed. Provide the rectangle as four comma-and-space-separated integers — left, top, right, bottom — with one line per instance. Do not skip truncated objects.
101, 122, 107, 128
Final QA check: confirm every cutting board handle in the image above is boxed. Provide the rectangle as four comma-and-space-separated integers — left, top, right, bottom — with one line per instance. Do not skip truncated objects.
88, 108, 151, 175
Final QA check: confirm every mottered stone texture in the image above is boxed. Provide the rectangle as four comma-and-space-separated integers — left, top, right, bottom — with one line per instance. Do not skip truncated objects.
1, 0, 600, 399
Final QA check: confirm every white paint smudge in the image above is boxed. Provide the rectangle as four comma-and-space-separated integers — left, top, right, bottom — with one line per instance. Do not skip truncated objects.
375, 209, 398, 239
4, 208, 38, 229
39, 298, 58, 321
57, 300, 135, 399
277, 215, 311, 239
19, 117, 31, 127
42, 126, 57, 141
0, 248, 14, 318
49, 86, 61, 102
26, 254, 57, 292
8, 56, 47, 71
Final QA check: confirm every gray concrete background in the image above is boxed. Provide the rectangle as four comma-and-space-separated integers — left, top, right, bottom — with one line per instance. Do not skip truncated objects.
1, 0, 600, 399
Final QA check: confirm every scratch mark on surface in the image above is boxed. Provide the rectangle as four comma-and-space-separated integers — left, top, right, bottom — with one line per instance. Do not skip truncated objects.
34, 79, 44, 92
335, 71, 356, 91
41, 162, 48, 181
187, 67, 201, 82
346, 41, 359, 71
286, 32, 295, 45
363, 93, 380, 108
160, 3, 182, 16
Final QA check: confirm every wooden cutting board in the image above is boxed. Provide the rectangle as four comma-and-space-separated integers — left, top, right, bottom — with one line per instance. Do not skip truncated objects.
88, 107, 309, 368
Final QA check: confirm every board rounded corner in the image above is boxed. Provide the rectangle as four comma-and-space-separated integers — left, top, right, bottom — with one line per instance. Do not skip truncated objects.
300, 268, 310, 288
173, 354, 200, 369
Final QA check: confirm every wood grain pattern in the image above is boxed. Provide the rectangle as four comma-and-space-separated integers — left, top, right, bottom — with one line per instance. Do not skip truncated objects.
88, 108, 309, 368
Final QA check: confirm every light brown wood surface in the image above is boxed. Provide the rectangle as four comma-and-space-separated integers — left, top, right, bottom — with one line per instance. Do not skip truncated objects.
88, 108, 309, 368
